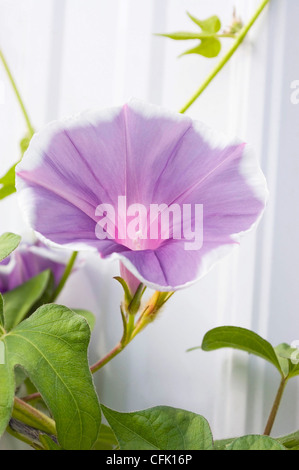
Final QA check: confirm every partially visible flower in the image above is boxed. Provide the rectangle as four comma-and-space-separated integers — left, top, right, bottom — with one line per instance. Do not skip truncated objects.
0, 241, 67, 294
16, 99, 268, 292
120, 262, 142, 297
223, 8, 243, 35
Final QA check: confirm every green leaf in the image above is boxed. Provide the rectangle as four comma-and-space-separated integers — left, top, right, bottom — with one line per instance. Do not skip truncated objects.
102, 405, 213, 450
277, 430, 299, 450
14, 366, 28, 390
0, 163, 17, 186
157, 13, 222, 60
275, 343, 299, 378
216, 430, 299, 451
72, 309, 96, 331
0, 134, 32, 201
181, 38, 221, 58
0, 185, 16, 200
274, 343, 292, 378
0, 340, 4, 366
0, 304, 101, 450
157, 31, 212, 40
187, 13, 221, 34
286, 364, 299, 379
3, 270, 55, 331
92, 424, 119, 450
0, 163, 18, 200
213, 437, 235, 450
39, 434, 62, 450
0, 232, 21, 262
19, 134, 31, 155
200, 326, 283, 375
227, 435, 286, 450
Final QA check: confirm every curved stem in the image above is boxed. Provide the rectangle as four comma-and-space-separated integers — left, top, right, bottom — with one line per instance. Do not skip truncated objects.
179, 0, 271, 114
21, 392, 42, 403
90, 291, 173, 373
51, 251, 78, 302
90, 341, 123, 374
263, 377, 287, 436
0, 49, 34, 136
13, 397, 56, 436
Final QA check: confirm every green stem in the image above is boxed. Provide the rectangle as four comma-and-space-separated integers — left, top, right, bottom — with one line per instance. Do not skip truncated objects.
126, 314, 135, 340
51, 251, 78, 302
90, 341, 124, 374
90, 313, 151, 373
179, 0, 270, 114
13, 397, 56, 436
90, 291, 170, 373
217, 33, 237, 39
21, 392, 42, 403
0, 49, 34, 136
263, 378, 287, 436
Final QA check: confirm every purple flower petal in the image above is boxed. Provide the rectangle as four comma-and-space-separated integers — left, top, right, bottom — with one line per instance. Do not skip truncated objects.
0, 242, 67, 294
16, 99, 268, 291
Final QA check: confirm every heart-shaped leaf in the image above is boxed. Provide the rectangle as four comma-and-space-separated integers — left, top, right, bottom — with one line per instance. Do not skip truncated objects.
102, 405, 213, 450
0, 304, 101, 450
3, 270, 55, 331
198, 326, 283, 375
213, 437, 235, 450
0, 233, 21, 262
227, 434, 286, 450
216, 429, 299, 451
71, 309, 96, 331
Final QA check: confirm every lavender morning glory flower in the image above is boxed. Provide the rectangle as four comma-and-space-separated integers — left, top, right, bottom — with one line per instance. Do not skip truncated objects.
0, 241, 67, 294
15, 99, 268, 292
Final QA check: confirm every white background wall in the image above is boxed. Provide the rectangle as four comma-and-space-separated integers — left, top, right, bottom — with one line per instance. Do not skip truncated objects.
0, 0, 299, 449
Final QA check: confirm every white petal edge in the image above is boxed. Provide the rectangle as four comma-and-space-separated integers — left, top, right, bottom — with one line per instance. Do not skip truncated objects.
15, 98, 269, 291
